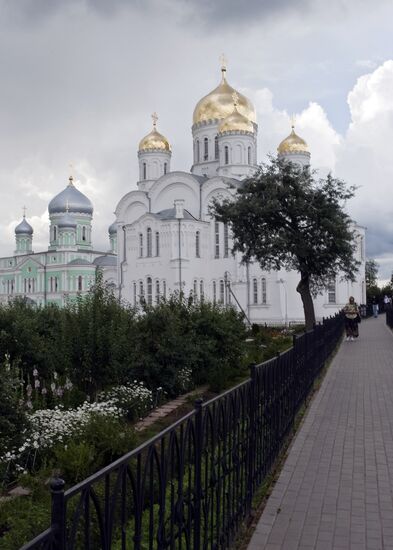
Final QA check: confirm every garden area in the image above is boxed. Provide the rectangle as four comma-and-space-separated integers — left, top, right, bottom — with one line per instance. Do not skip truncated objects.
0, 279, 299, 549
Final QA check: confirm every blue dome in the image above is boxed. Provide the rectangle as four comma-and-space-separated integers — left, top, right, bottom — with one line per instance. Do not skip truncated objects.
58, 211, 77, 229
108, 221, 117, 235
48, 176, 93, 215
15, 217, 33, 235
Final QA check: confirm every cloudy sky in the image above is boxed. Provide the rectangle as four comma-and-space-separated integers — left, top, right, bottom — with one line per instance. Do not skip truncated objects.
1, 0, 393, 279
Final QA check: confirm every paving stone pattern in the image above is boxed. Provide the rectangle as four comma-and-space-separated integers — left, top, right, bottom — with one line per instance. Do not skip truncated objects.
248, 315, 393, 550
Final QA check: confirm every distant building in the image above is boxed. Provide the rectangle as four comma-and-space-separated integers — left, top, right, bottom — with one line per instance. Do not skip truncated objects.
114, 62, 366, 323
0, 176, 117, 306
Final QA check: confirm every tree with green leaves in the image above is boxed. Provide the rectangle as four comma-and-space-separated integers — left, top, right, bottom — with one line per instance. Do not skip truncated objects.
365, 259, 379, 289
212, 158, 360, 330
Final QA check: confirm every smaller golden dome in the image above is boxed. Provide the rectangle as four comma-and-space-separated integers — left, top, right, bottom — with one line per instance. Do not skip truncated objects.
139, 113, 171, 152
277, 126, 309, 155
218, 92, 254, 134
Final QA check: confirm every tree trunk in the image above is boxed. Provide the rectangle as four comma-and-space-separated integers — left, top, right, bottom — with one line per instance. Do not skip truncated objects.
296, 272, 316, 331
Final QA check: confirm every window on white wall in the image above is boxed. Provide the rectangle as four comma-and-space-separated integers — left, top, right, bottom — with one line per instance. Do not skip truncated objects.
248, 146, 251, 165
262, 277, 267, 304
327, 280, 336, 304
139, 281, 144, 302
163, 280, 166, 299
147, 277, 152, 305
219, 280, 225, 303
193, 279, 198, 301
155, 232, 160, 256
82, 227, 86, 241
204, 137, 208, 161
143, 162, 147, 180
147, 228, 152, 257
53, 227, 57, 241
155, 280, 160, 303
200, 280, 204, 301
224, 224, 229, 258
78, 276, 83, 292
164, 162, 167, 175
224, 146, 229, 165
213, 280, 217, 303
196, 140, 200, 162
139, 233, 143, 257
133, 282, 137, 305
196, 231, 200, 258
253, 278, 258, 304
215, 136, 219, 159
215, 221, 220, 258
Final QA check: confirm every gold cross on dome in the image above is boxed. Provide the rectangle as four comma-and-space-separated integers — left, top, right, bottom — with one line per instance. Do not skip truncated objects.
232, 91, 239, 107
151, 112, 158, 129
219, 53, 227, 72
22, 206, 27, 218
290, 114, 296, 130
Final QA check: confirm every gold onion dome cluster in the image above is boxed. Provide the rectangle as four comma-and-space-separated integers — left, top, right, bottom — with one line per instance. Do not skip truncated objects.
139, 114, 171, 152
219, 95, 254, 134
277, 126, 309, 154
193, 66, 256, 126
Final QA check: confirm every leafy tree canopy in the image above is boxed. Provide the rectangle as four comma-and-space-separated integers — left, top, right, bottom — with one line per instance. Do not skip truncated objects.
212, 157, 360, 329
365, 259, 379, 289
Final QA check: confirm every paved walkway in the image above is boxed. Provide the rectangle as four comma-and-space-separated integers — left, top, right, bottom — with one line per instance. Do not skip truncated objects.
248, 315, 393, 550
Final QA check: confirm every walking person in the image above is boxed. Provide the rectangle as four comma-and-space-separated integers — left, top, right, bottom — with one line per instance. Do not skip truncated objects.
372, 295, 379, 318
343, 296, 361, 341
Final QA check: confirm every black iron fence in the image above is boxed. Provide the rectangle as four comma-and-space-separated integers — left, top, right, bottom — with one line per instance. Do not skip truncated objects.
21, 313, 344, 550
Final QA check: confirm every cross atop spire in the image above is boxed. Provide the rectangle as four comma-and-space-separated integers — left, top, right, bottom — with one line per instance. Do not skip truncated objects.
22, 206, 27, 218
152, 112, 158, 129
290, 114, 296, 130
220, 53, 227, 79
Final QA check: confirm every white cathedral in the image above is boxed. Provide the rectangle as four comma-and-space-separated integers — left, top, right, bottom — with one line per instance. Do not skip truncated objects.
114, 62, 366, 324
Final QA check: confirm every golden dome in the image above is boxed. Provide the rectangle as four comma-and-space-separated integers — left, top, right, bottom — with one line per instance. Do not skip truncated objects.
193, 66, 256, 126
218, 93, 254, 134
139, 113, 171, 152
277, 126, 309, 155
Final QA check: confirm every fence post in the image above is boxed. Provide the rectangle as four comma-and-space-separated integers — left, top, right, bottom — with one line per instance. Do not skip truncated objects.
51, 476, 66, 550
193, 398, 203, 550
292, 334, 298, 417
246, 363, 257, 513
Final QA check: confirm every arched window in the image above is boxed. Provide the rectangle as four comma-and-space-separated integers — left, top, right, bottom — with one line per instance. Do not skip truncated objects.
155, 279, 160, 303
147, 228, 152, 257
215, 136, 219, 159
55, 277, 58, 292
50, 277, 53, 293
224, 146, 229, 165
253, 278, 258, 304
224, 224, 229, 258
196, 231, 200, 258
213, 280, 217, 303
193, 279, 198, 301
196, 140, 200, 162
162, 280, 167, 299
164, 162, 167, 175
147, 277, 152, 305
204, 137, 209, 161
219, 280, 225, 303
53, 226, 57, 241
139, 281, 144, 302
215, 221, 220, 258
143, 162, 147, 180
78, 276, 83, 292
248, 146, 252, 165
262, 278, 267, 304
200, 280, 204, 301
155, 232, 160, 256
139, 233, 143, 257
133, 282, 137, 305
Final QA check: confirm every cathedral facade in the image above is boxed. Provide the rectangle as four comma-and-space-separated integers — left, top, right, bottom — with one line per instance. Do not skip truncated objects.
0, 176, 117, 307
115, 63, 366, 323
